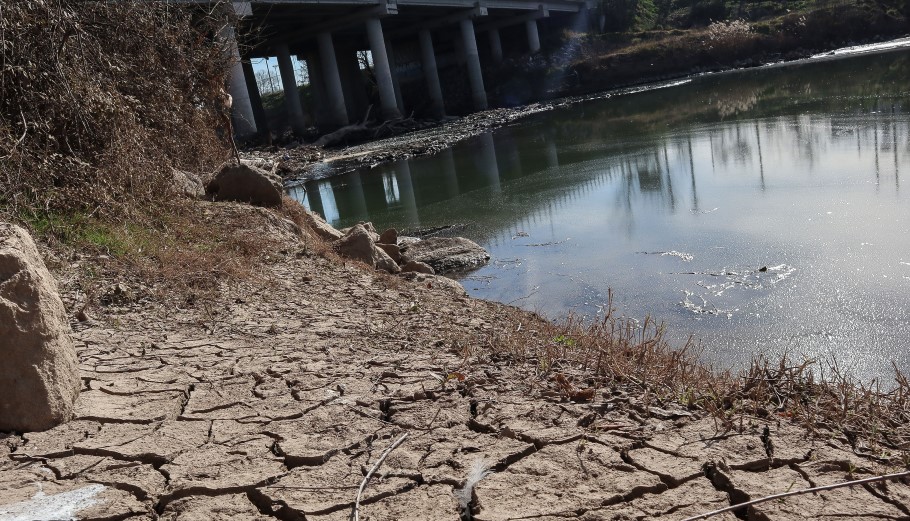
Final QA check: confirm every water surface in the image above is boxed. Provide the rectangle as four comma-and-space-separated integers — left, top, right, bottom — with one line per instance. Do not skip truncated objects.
291, 49, 910, 379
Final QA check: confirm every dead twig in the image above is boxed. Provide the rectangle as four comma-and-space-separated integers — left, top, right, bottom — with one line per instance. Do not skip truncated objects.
352, 432, 409, 521
681, 470, 910, 521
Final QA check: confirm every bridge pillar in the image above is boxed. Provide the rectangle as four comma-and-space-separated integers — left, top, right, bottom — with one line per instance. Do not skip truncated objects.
338, 48, 370, 121
223, 27, 257, 138
488, 29, 504, 64
526, 19, 541, 53
240, 60, 269, 137
317, 31, 350, 128
385, 39, 406, 115
365, 18, 402, 120
418, 29, 445, 119
303, 53, 330, 131
275, 44, 307, 135
459, 18, 488, 111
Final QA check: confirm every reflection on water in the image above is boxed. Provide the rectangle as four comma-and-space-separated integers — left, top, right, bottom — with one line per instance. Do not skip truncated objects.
290, 49, 910, 380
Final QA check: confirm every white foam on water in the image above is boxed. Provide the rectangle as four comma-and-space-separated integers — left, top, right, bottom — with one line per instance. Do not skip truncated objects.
0, 484, 105, 521
811, 37, 910, 59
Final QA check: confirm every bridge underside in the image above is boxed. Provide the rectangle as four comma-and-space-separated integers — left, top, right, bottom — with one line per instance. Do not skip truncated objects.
224, 0, 591, 138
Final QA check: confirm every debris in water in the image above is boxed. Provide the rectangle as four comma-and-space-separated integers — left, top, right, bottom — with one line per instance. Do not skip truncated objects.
638, 250, 694, 262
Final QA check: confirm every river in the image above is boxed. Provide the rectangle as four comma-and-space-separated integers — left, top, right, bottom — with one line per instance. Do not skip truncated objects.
291, 46, 910, 380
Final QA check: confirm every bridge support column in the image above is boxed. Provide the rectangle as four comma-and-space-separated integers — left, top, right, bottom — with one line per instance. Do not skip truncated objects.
385, 39, 406, 115
418, 29, 445, 119
241, 60, 269, 137
317, 31, 350, 128
459, 18, 487, 111
276, 44, 307, 135
223, 27, 257, 138
303, 53, 330, 130
526, 19, 541, 53
365, 18, 402, 120
488, 29, 504, 64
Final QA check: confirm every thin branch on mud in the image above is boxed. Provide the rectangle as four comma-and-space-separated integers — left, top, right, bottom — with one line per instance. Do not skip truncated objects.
352, 432, 409, 521
681, 470, 910, 521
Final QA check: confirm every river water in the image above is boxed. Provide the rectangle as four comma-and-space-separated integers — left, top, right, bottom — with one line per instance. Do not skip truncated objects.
291, 47, 910, 380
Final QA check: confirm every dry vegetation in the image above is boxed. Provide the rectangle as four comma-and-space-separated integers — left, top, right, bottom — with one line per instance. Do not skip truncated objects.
0, 1, 314, 302
467, 296, 910, 461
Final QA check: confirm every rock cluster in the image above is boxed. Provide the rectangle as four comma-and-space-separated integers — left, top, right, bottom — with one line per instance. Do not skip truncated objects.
0, 223, 80, 432
330, 218, 489, 280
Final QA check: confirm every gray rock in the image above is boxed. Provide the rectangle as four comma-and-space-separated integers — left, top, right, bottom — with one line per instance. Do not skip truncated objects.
378, 228, 398, 245
332, 224, 375, 266
0, 223, 80, 432
171, 169, 205, 199
374, 247, 401, 274
332, 224, 400, 274
301, 211, 343, 241
401, 272, 466, 295
206, 163, 283, 207
375, 243, 402, 264
401, 237, 489, 274
401, 260, 434, 275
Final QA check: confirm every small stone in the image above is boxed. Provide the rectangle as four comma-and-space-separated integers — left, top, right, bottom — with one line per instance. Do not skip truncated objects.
379, 228, 398, 245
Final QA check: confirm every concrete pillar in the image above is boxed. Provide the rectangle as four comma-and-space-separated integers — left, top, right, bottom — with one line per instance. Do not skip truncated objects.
317, 31, 350, 128
526, 19, 541, 53
385, 39, 406, 115
241, 60, 269, 137
304, 54, 330, 130
338, 49, 369, 122
275, 44, 307, 135
365, 18, 402, 120
418, 29, 445, 119
224, 27, 257, 137
459, 18, 488, 111
488, 29, 504, 64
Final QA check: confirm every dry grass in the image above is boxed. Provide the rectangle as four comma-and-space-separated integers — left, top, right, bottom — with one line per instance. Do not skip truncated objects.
454, 291, 910, 460
0, 1, 232, 221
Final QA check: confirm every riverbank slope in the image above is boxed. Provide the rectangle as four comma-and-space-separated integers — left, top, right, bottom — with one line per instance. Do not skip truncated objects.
3, 200, 910, 520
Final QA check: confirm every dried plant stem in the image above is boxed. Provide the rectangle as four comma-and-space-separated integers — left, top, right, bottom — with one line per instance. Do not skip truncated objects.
352, 433, 409, 521
681, 470, 910, 521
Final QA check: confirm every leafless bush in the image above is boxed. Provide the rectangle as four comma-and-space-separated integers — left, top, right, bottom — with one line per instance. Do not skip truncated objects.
0, 0, 233, 221
704, 19, 755, 52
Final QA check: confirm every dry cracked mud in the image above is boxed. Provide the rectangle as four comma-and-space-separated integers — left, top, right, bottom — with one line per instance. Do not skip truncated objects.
2, 202, 910, 521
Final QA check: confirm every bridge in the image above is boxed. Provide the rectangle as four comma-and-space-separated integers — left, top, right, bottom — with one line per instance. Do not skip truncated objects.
221, 0, 591, 137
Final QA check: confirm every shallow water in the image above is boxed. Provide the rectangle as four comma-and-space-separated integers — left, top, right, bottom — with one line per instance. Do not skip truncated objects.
291, 48, 910, 380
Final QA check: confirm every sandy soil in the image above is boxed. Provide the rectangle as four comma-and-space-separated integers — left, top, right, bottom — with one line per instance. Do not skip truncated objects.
2, 202, 909, 520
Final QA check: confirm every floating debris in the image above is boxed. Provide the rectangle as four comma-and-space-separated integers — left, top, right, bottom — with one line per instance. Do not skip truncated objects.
638, 250, 694, 262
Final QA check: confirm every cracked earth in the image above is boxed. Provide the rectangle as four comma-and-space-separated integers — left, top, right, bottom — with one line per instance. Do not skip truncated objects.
2, 203, 910, 521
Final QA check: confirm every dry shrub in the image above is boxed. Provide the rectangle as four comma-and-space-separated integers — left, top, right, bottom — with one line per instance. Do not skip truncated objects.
0, 0, 232, 221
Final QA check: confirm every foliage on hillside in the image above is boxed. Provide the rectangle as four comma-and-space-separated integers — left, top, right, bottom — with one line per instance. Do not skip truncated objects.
598, 0, 910, 32
0, 1, 232, 221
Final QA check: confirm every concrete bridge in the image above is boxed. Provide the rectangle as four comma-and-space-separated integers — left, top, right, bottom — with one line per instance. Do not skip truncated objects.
221, 0, 591, 138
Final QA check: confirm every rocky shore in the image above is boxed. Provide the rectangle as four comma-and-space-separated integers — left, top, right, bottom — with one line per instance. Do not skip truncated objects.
2, 200, 909, 520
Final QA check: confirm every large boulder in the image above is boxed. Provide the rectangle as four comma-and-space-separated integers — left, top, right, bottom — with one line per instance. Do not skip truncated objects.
0, 223, 80, 432
206, 163, 283, 207
401, 237, 490, 274
332, 224, 400, 274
